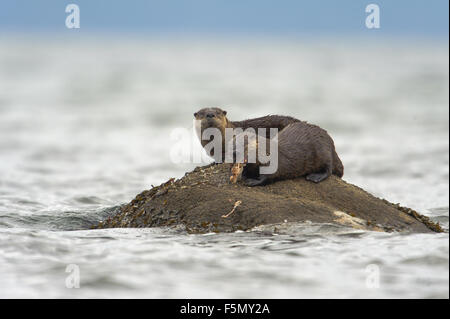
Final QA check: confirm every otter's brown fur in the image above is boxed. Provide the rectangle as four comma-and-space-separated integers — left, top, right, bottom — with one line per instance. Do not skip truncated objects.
194, 107, 344, 186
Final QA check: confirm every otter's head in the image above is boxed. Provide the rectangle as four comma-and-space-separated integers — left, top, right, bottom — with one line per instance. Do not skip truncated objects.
194, 107, 229, 131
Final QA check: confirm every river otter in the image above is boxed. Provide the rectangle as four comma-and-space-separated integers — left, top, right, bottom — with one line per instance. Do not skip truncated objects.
194, 107, 343, 186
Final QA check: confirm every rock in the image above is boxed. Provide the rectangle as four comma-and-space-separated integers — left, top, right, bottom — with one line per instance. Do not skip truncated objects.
95, 163, 443, 233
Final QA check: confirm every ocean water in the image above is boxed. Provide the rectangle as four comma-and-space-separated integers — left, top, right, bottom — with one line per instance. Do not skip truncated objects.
0, 37, 448, 298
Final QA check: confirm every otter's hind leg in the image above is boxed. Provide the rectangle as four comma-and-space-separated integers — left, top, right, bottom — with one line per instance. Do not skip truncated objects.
306, 172, 329, 183
306, 165, 332, 183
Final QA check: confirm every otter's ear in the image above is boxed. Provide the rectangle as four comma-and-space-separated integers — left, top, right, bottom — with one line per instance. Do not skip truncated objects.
194, 112, 198, 117
222, 110, 227, 116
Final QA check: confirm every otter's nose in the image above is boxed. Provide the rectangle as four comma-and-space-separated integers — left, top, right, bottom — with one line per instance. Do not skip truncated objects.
206, 113, 215, 118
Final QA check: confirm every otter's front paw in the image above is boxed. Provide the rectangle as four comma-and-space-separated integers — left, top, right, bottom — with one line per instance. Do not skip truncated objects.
244, 176, 267, 187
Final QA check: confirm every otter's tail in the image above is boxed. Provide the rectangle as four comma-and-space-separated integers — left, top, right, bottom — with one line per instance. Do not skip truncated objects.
332, 150, 344, 178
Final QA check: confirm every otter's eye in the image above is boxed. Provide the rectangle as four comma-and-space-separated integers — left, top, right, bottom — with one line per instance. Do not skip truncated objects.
222, 111, 227, 116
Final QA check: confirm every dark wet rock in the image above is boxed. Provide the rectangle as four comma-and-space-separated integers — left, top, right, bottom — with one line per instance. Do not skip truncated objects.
95, 164, 443, 234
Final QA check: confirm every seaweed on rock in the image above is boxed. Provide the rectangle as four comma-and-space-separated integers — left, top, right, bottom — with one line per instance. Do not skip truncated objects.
95, 164, 443, 234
